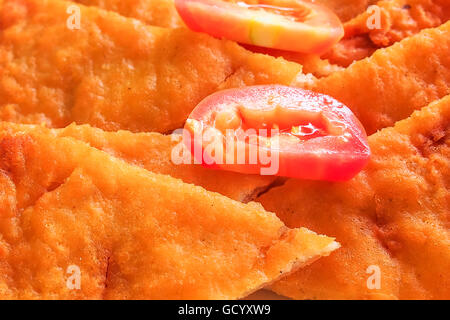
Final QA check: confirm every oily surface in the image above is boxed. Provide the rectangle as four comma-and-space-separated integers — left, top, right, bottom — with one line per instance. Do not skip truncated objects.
258, 95, 450, 299
4, 123, 277, 202
310, 21, 450, 135
0, 0, 301, 133
0, 122, 338, 299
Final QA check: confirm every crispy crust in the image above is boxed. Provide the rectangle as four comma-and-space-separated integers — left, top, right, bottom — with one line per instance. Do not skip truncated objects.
258, 95, 450, 299
69, 0, 373, 77
72, 0, 376, 26
0, 122, 276, 202
0, 122, 338, 299
73, 0, 184, 28
0, 0, 300, 133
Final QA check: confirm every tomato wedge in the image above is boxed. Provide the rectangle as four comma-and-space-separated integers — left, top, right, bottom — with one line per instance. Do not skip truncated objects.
174, 0, 344, 54
183, 85, 370, 181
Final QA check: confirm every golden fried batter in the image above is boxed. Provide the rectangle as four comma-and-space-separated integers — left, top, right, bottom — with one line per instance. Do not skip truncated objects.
258, 95, 450, 299
0, 0, 300, 133
0, 123, 276, 202
0, 122, 338, 299
72, 0, 339, 78
70, 0, 368, 77
310, 21, 450, 135
347, 0, 450, 47
241, 45, 343, 78
74, 0, 184, 28
73, 0, 375, 25
325, 0, 450, 66
315, 0, 378, 22
71, 0, 448, 77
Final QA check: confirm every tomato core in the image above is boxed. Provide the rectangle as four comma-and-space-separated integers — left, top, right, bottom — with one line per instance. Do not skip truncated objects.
183, 85, 370, 181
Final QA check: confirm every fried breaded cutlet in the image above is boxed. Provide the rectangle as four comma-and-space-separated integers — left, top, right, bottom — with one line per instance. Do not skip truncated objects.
69, 0, 369, 78
309, 21, 450, 135
258, 95, 450, 300
0, 0, 301, 133
72, 0, 375, 26
74, 0, 184, 28
0, 122, 339, 299
326, 0, 450, 66
0, 123, 276, 202
71, 0, 448, 77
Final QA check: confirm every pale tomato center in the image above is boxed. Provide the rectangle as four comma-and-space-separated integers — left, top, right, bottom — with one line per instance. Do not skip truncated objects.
184, 85, 370, 180
211, 101, 345, 144
236, 1, 312, 22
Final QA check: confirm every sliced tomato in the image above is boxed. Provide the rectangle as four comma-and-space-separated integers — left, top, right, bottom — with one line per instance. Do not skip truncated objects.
183, 85, 370, 181
174, 0, 344, 54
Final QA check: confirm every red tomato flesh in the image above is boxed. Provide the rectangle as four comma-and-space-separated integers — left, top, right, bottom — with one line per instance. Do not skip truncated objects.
174, 0, 344, 54
183, 85, 370, 181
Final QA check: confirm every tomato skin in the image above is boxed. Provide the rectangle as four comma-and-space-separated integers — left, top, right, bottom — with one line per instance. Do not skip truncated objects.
174, 0, 344, 54
183, 85, 370, 181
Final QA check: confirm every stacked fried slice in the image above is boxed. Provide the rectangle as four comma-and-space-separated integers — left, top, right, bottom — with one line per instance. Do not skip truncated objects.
2, 0, 449, 136
0, 0, 301, 133
258, 95, 450, 299
0, 123, 276, 202
0, 0, 449, 301
0, 122, 339, 299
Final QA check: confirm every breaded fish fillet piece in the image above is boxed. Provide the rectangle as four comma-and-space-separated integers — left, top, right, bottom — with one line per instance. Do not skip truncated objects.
258, 95, 450, 299
326, 0, 450, 66
309, 21, 450, 135
73, 0, 375, 25
74, 0, 184, 28
0, 0, 300, 133
0, 123, 276, 202
74, 0, 444, 77
0, 122, 338, 299
69, 0, 365, 77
